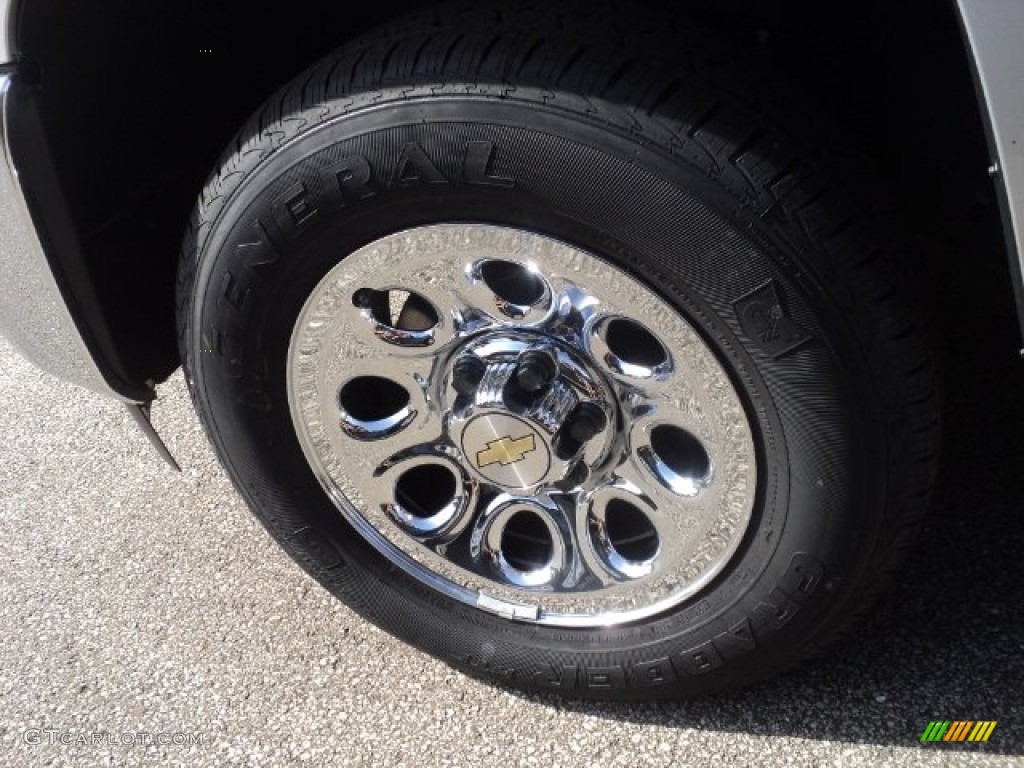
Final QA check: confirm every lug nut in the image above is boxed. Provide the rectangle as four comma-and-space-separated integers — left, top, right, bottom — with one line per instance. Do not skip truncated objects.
451, 355, 486, 397
567, 402, 608, 443
556, 460, 590, 490
554, 404, 608, 460
515, 349, 558, 393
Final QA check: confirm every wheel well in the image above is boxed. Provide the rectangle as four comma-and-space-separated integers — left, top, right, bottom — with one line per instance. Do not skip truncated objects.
14, 0, 1003, 388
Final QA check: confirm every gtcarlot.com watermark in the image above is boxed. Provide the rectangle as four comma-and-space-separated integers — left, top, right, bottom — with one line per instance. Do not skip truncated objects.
24, 729, 204, 747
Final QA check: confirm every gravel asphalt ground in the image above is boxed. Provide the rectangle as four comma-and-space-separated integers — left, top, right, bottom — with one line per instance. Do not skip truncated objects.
1, 260, 1022, 766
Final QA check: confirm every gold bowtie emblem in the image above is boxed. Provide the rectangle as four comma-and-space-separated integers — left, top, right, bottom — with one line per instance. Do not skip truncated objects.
476, 434, 537, 468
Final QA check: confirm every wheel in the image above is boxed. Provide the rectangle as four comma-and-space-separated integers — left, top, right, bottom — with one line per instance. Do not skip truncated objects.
177, 4, 939, 699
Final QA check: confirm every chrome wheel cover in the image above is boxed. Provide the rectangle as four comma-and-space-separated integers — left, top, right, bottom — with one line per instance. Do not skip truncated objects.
287, 224, 757, 627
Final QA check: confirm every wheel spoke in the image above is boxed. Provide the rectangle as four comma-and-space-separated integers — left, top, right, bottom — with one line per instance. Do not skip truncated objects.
340, 412, 448, 489
588, 313, 673, 382
463, 493, 590, 590
377, 451, 478, 541
459, 257, 555, 327
593, 468, 701, 579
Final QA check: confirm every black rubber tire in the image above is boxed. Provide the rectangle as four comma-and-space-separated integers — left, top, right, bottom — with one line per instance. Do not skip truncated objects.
176, 3, 940, 699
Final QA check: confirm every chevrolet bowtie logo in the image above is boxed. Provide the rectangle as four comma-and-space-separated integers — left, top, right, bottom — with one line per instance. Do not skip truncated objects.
476, 434, 537, 468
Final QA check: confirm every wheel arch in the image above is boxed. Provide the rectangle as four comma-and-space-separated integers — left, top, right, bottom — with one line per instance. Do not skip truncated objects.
1, 0, 1011, 402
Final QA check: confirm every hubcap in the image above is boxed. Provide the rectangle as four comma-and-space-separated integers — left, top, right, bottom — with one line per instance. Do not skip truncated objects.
287, 224, 757, 626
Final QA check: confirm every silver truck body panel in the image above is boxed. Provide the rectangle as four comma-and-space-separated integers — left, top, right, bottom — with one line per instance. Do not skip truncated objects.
0, 74, 133, 401
958, 0, 1024, 330
0, 0, 12, 61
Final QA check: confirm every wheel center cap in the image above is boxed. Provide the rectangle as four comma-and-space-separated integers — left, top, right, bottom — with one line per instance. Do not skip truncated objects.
461, 413, 551, 488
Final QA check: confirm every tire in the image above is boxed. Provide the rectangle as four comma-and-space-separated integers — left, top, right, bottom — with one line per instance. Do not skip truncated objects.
176, 3, 940, 699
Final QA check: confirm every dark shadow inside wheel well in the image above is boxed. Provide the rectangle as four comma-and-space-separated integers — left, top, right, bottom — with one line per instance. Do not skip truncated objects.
13, 0, 1006, 389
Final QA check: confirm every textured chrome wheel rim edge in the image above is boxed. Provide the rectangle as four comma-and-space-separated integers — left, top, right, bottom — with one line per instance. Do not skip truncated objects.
287, 224, 757, 627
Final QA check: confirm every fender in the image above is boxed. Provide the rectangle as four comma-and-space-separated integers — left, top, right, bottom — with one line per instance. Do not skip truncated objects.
957, 0, 1024, 347
0, 0, 178, 466
0, 0, 15, 62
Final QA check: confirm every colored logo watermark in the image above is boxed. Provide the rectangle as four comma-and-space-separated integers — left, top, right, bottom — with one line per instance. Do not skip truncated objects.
921, 721, 997, 743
